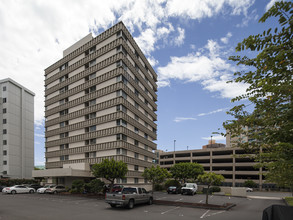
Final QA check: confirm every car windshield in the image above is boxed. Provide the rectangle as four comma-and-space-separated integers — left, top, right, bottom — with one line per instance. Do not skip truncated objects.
169, 186, 176, 189
122, 188, 137, 194
184, 184, 193, 188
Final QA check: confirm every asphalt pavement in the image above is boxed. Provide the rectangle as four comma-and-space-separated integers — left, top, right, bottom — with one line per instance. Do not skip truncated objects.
0, 191, 288, 220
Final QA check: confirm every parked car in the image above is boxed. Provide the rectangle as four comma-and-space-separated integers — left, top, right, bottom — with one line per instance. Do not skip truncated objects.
246, 187, 253, 192
105, 187, 153, 209
0, 186, 7, 192
37, 185, 56, 194
2, 185, 35, 194
46, 185, 66, 194
167, 186, 181, 194
181, 183, 198, 195
29, 184, 43, 190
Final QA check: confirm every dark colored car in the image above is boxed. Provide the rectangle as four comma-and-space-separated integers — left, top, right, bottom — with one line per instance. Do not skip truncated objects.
29, 184, 43, 190
0, 186, 7, 192
167, 186, 181, 194
111, 185, 124, 193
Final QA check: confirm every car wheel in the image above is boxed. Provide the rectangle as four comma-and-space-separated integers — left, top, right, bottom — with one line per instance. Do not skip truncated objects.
148, 197, 153, 205
11, 190, 16, 195
167, 191, 170, 194
110, 204, 117, 208
128, 199, 134, 209
29, 190, 34, 194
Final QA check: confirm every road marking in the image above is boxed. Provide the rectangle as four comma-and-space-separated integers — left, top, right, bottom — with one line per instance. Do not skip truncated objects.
175, 198, 183, 202
206, 211, 226, 217
156, 197, 167, 200
200, 210, 210, 219
210, 195, 213, 198
161, 206, 180, 214
229, 197, 231, 200
199, 200, 203, 203
247, 198, 252, 201
247, 196, 282, 200
144, 210, 148, 213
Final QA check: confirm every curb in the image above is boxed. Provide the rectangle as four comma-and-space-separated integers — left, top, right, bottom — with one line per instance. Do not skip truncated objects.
153, 200, 236, 210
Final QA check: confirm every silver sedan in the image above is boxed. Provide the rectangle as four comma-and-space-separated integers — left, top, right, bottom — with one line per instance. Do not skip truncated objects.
2, 185, 36, 194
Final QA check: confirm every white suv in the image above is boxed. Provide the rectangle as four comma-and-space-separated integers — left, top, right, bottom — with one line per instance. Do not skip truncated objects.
181, 183, 198, 195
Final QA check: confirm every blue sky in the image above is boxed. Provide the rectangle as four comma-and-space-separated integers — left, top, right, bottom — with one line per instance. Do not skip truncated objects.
0, 0, 281, 165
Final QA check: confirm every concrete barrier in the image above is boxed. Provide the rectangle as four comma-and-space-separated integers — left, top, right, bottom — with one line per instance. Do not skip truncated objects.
231, 187, 247, 197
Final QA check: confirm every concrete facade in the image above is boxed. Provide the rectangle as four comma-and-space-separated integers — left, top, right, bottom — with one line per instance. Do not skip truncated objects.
157, 146, 265, 188
33, 22, 157, 189
0, 78, 35, 179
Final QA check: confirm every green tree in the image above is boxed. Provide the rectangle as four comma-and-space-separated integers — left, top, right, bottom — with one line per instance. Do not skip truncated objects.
91, 158, 128, 192
197, 172, 224, 204
170, 162, 204, 183
244, 180, 257, 188
223, 1, 293, 192
142, 165, 170, 194
85, 179, 105, 194
71, 179, 85, 193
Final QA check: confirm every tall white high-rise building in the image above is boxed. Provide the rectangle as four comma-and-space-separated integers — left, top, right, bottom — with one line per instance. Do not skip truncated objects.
0, 78, 35, 179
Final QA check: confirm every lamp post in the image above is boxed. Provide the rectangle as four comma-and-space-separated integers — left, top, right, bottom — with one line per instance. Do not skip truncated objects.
173, 140, 176, 164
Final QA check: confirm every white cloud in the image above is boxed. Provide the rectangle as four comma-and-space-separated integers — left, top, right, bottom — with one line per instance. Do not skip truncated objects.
174, 117, 197, 122
35, 133, 45, 138
265, 0, 278, 11
220, 32, 232, 44
157, 38, 249, 98
173, 27, 185, 46
0, 0, 255, 124
197, 107, 229, 117
202, 135, 226, 141
236, 9, 259, 27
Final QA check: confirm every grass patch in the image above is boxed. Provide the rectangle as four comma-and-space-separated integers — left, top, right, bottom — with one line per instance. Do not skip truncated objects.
285, 197, 293, 206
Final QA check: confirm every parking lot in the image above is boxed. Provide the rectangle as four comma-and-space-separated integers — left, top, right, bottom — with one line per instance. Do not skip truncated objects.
0, 192, 287, 220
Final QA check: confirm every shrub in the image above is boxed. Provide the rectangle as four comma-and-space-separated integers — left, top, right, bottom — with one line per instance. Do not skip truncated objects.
210, 186, 221, 192
154, 184, 164, 191
244, 180, 257, 188
164, 179, 181, 189
85, 179, 105, 194
71, 179, 85, 193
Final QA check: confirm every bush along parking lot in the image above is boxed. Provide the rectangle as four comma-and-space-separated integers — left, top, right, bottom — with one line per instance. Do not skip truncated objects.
285, 197, 293, 206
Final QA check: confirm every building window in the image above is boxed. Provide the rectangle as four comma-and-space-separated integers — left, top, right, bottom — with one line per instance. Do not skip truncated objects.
116, 75, 128, 85
134, 102, 139, 109
134, 153, 139, 159
144, 99, 148, 105
3, 86, 6, 91
85, 72, 96, 81
134, 127, 139, 134
116, 148, 127, 155
59, 109, 68, 116
116, 134, 127, 141
3, 119, 7, 124
60, 144, 69, 150
3, 129, 7, 134
3, 140, 7, 145
3, 150, 7, 155
134, 89, 139, 97
144, 156, 148, 161
3, 161, 7, 165
144, 145, 148, 150
85, 46, 96, 55
134, 165, 139, 171
85, 112, 96, 119
59, 63, 68, 71
134, 140, 139, 146
134, 115, 139, 121
3, 108, 6, 114
152, 127, 157, 134
3, 171, 7, 175
116, 105, 127, 113
85, 151, 96, 158
144, 133, 148, 139
116, 119, 127, 127
85, 99, 96, 107
116, 90, 127, 99
59, 86, 68, 93
134, 178, 139, 184
85, 139, 96, 145
59, 98, 68, 105
89, 125, 96, 132
60, 121, 68, 127
144, 121, 148, 128
85, 86, 96, 94
60, 132, 69, 138
59, 74, 68, 82
60, 155, 69, 161
3, 98, 7, 103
